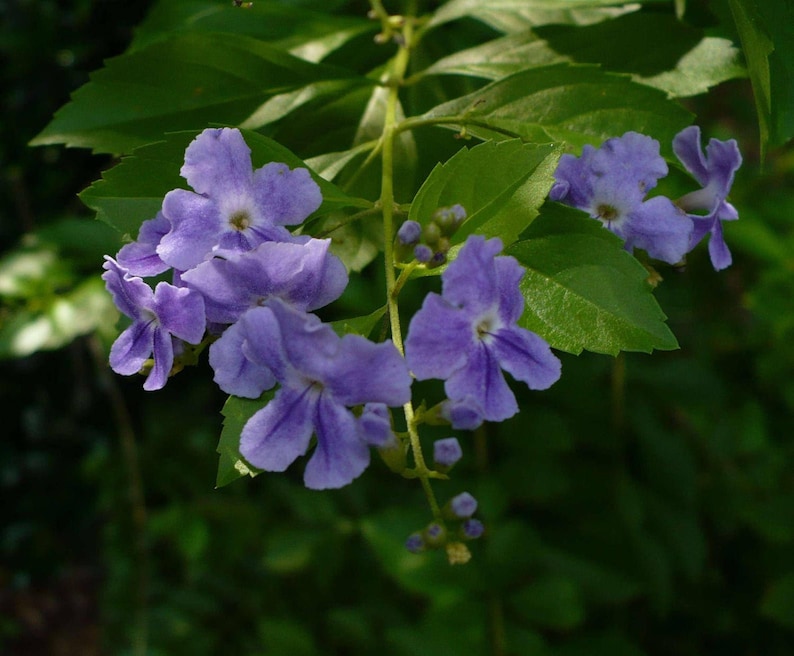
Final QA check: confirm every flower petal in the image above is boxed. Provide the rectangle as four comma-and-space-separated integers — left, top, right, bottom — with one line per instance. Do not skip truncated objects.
109, 321, 154, 376
181, 128, 253, 197
707, 217, 733, 271
102, 257, 154, 320
441, 236, 503, 313
144, 328, 174, 391
445, 343, 518, 424
491, 326, 561, 391
151, 282, 205, 344
252, 162, 322, 227
324, 335, 411, 407
624, 196, 693, 264
405, 293, 474, 381
116, 213, 171, 277
209, 319, 276, 398
673, 125, 710, 186
239, 386, 316, 472
159, 189, 223, 271
303, 394, 369, 490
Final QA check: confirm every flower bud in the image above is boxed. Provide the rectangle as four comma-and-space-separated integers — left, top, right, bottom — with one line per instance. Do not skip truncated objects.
461, 518, 484, 540
445, 492, 477, 519
433, 437, 462, 472
423, 522, 447, 548
423, 221, 442, 246
433, 204, 467, 236
405, 532, 425, 554
446, 541, 472, 565
414, 244, 433, 263
397, 220, 422, 245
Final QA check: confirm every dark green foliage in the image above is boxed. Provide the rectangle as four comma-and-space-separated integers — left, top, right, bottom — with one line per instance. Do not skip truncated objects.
4, 0, 794, 655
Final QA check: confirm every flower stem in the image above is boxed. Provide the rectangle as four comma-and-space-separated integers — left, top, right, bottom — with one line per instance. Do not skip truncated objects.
377, 5, 442, 521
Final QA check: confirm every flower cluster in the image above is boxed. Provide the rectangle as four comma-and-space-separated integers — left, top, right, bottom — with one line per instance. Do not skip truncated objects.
550, 128, 741, 269
102, 128, 410, 490
102, 128, 564, 549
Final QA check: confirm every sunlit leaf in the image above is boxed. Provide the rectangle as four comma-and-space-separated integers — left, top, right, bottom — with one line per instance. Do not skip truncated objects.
422, 64, 692, 152
31, 32, 361, 154
508, 204, 679, 355
216, 393, 269, 488
408, 139, 561, 248
423, 13, 745, 98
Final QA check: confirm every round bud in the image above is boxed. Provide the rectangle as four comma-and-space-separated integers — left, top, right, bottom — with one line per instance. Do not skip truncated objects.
423, 222, 442, 246
397, 220, 422, 245
447, 492, 478, 519
433, 437, 462, 471
405, 532, 425, 554
462, 518, 484, 540
414, 244, 433, 263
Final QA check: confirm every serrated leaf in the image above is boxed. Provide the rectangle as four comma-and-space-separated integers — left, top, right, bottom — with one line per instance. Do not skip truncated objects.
31, 32, 361, 154
423, 13, 745, 98
216, 393, 270, 488
79, 129, 369, 239
422, 63, 692, 152
429, 0, 647, 32
409, 139, 561, 248
507, 204, 679, 355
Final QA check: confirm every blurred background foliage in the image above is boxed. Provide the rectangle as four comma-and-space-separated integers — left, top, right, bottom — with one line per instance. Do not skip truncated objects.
2, 0, 794, 655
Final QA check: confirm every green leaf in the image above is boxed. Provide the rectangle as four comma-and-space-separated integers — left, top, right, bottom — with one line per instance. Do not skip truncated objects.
760, 572, 794, 629
0, 276, 117, 359
429, 0, 649, 33
79, 129, 369, 238
507, 204, 679, 355
331, 306, 387, 338
422, 64, 692, 152
31, 32, 360, 154
508, 576, 586, 630
409, 139, 562, 249
729, 0, 794, 152
423, 13, 745, 98
131, 0, 374, 62
216, 393, 269, 488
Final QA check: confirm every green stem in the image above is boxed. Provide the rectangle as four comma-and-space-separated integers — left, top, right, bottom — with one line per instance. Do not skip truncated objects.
378, 5, 443, 521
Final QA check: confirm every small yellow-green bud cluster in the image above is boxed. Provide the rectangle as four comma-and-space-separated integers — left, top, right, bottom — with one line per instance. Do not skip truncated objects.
394, 204, 467, 268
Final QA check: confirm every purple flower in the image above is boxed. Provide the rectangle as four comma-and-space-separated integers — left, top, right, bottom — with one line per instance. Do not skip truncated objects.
157, 128, 322, 271
359, 403, 397, 447
405, 236, 561, 429
673, 125, 742, 270
551, 131, 693, 264
180, 238, 348, 325
237, 299, 412, 490
116, 212, 171, 277
102, 257, 206, 391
